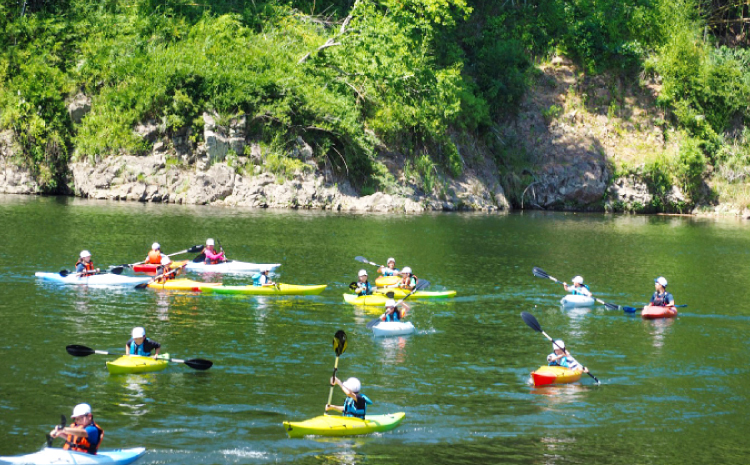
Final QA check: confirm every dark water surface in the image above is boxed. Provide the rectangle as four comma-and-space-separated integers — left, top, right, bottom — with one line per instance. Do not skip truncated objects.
0, 195, 748, 464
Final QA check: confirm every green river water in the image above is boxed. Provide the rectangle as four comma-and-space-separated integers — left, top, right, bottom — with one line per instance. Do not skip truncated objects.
0, 194, 748, 464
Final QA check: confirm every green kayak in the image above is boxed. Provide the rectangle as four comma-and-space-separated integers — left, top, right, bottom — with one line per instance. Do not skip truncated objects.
206, 283, 327, 296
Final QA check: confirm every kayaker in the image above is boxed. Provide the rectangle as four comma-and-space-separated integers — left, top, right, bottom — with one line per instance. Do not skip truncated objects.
546, 340, 589, 374
383, 297, 410, 322
203, 238, 226, 264
48, 403, 103, 455
563, 276, 592, 297
326, 376, 373, 419
252, 268, 275, 287
649, 276, 675, 307
397, 266, 417, 291
145, 243, 171, 266
126, 327, 162, 359
378, 257, 400, 277
354, 269, 373, 296
75, 250, 99, 276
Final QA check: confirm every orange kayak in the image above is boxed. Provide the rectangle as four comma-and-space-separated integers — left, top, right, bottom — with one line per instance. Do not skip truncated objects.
641, 305, 678, 319
531, 366, 583, 386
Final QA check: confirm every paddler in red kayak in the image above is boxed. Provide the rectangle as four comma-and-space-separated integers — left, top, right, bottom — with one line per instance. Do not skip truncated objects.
563, 276, 592, 297
326, 376, 373, 419
648, 276, 675, 307
546, 340, 589, 374
145, 243, 172, 266
48, 403, 103, 455
75, 250, 99, 276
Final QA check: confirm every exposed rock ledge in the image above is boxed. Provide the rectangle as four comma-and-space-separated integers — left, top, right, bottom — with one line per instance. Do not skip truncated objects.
65, 153, 510, 213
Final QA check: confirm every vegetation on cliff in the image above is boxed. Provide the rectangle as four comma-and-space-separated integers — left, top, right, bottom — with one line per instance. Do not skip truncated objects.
0, 0, 748, 209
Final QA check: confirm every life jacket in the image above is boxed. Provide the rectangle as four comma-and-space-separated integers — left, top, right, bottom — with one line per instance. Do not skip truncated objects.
75, 260, 96, 273
63, 421, 103, 455
147, 251, 163, 264
129, 339, 153, 356
343, 393, 371, 419
204, 248, 223, 265
252, 273, 262, 286
570, 284, 590, 296
384, 308, 402, 322
357, 281, 372, 296
652, 291, 670, 307
400, 275, 417, 289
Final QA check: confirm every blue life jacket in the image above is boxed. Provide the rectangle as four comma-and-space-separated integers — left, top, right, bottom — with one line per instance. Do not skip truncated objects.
343, 393, 373, 419
129, 339, 152, 356
384, 308, 401, 322
570, 284, 590, 296
252, 273, 261, 286
357, 281, 373, 296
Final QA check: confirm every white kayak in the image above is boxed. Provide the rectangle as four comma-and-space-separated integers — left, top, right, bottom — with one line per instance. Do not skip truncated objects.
35, 272, 152, 287
0, 447, 146, 465
560, 294, 596, 307
184, 261, 281, 274
371, 321, 416, 337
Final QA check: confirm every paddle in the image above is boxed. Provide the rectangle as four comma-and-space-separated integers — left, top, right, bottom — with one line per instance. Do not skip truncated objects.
520, 311, 600, 384
355, 256, 385, 269
109, 244, 204, 274
365, 280, 430, 329
65, 344, 213, 370
532, 267, 629, 312
134, 263, 186, 289
59, 269, 102, 278
623, 304, 688, 314
46, 414, 66, 447
325, 330, 348, 413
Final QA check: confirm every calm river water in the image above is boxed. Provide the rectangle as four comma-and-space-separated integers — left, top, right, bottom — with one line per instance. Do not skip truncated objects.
0, 194, 748, 464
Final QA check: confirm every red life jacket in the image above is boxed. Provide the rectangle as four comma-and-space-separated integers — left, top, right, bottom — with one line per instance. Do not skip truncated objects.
63, 421, 104, 455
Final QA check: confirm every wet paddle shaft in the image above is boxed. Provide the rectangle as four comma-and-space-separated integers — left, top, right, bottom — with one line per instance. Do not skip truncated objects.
325, 331, 348, 413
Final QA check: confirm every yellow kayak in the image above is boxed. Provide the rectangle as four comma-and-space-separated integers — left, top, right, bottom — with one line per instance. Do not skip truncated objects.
283, 412, 405, 438
205, 283, 327, 296
147, 279, 223, 291
106, 354, 169, 374
531, 365, 583, 386
374, 288, 456, 299
374, 276, 401, 287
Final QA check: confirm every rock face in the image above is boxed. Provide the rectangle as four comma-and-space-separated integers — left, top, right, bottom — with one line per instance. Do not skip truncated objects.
0, 130, 42, 194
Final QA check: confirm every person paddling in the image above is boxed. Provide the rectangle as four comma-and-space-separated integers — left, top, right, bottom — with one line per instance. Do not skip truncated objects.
326, 376, 373, 419
398, 266, 417, 291
75, 250, 99, 276
252, 268, 275, 287
649, 276, 675, 307
377, 258, 400, 277
145, 243, 171, 266
203, 238, 226, 264
383, 297, 410, 322
546, 340, 589, 374
354, 269, 373, 296
126, 327, 162, 360
563, 276, 592, 297
48, 403, 103, 455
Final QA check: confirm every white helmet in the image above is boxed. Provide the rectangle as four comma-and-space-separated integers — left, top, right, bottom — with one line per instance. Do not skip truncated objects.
358, 269, 368, 277
553, 339, 565, 350
401, 266, 412, 274
206, 238, 215, 246
655, 276, 668, 287
151, 242, 161, 250
79, 250, 91, 259
72, 403, 91, 418
385, 298, 397, 308
343, 377, 361, 393
572, 276, 584, 284
132, 327, 146, 338
387, 257, 396, 265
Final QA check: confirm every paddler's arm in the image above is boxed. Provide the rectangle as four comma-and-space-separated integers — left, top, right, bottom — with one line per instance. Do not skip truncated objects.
49, 425, 87, 439
325, 404, 343, 413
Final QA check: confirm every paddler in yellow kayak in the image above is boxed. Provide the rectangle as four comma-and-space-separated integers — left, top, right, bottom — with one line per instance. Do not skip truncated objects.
353, 269, 374, 296
397, 266, 417, 291
377, 257, 400, 277
252, 268, 276, 287
126, 327, 162, 360
563, 276, 592, 297
48, 403, 103, 455
546, 340, 589, 374
326, 376, 373, 419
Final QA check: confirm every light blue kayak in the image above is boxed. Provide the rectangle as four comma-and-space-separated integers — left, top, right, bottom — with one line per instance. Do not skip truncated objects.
0, 447, 146, 465
34, 272, 152, 286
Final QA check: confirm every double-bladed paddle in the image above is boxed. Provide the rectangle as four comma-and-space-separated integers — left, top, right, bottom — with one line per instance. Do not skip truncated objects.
46, 415, 66, 447
365, 280, 430, 329
325, 330, 348, 413
59, 269, 103, 278
532, 267, 629, 312
520, 311, 600, 384
355, 256, 385, 269
134, 262, 187, 289
623, 304, 688, 314
65, 344, 213, 370
108, 244, 204, 274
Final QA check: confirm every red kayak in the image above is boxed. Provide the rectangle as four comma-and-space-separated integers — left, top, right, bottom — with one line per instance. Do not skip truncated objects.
133, 260, 188, 275
641, 305, 678, 319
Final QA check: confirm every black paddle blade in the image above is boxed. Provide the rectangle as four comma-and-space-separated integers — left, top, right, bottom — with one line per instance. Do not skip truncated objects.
59, 415, 66, 428
187, 244, 205, 254
366, 316, 384, 329
521, 311, 542, 332
532, 267, 549, 279
184, 358, 213, 370
66, 344, 95, 357
349, 282, 358, 290
108, 266, 123, 275
193, 253, 206, 263
333, 330, 347, 357
59, 269, 70, 277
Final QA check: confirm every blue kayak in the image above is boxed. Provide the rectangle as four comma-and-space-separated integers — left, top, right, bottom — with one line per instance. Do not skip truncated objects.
0, 447, 146, 465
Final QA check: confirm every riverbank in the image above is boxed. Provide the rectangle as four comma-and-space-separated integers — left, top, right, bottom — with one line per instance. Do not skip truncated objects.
1, 59, 747, 216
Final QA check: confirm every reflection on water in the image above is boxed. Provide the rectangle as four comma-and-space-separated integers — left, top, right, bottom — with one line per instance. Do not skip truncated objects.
644, 316, 676, 349
115, 374, 156, 417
